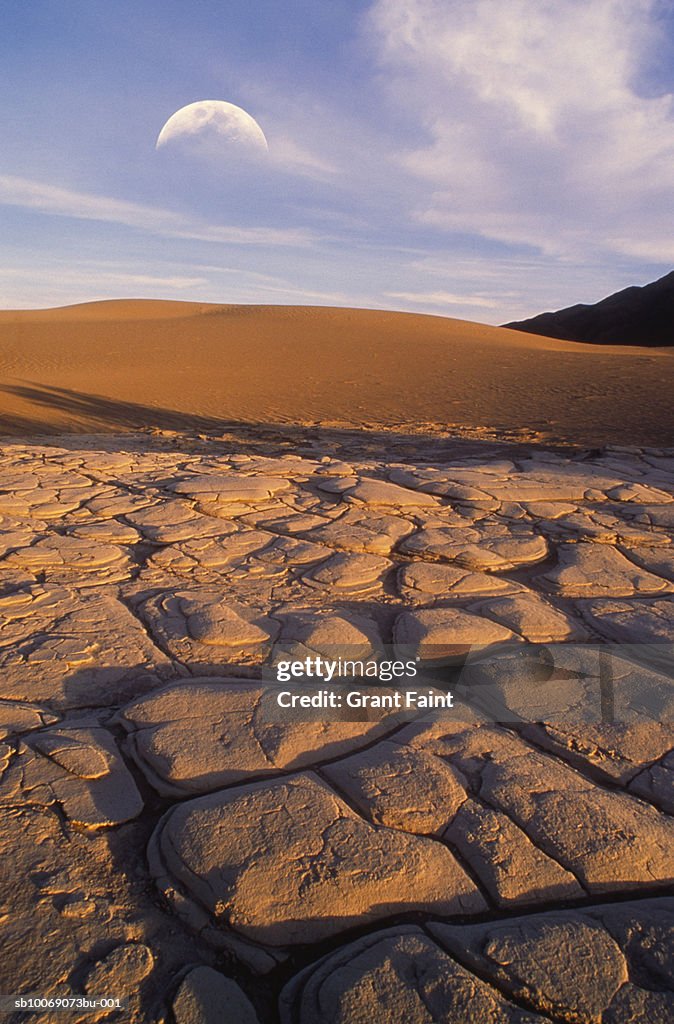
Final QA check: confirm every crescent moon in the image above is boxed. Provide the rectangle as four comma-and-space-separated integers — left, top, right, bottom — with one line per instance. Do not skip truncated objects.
156, 100, 268, 155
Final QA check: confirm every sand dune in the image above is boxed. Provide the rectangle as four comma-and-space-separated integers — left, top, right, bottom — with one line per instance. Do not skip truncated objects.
0, 300, 672, 445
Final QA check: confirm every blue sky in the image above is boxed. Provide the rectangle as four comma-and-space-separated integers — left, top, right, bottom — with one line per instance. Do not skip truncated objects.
1, 0, 673, 322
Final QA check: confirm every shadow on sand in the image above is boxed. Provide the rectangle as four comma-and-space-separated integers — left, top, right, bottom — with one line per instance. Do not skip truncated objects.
0, 382, 573, 462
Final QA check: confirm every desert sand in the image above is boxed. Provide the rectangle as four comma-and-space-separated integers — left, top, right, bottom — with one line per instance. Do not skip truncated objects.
1, 301, 673, 1022
0, 299, 672, 445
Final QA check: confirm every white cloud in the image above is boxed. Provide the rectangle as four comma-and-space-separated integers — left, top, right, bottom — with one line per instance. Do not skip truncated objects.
366, 0, 674, 261
0, 266, 208, 289
0, 174, 312, 247
0, 257, 380, 312
267, 135, 339, 178
398, 253, 650, 321
0, 264, 212, 309
386, 290, 498, 308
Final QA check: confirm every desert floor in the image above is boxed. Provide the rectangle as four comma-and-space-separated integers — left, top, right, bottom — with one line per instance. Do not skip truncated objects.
0, 304, 673, 1023
0, 300, 672, 446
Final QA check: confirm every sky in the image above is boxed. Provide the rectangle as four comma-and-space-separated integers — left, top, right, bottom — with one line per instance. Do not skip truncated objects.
1, 0, 673, 323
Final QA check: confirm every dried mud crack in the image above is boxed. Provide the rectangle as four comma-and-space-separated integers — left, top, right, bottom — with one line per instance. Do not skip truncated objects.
0, 430, 672, 1023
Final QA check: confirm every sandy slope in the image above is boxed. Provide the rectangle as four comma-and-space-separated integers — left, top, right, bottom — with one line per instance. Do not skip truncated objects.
0, 300, 672, 445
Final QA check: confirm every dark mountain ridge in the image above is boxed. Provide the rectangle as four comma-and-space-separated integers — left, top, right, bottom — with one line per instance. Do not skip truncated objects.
504, 270, 674, 346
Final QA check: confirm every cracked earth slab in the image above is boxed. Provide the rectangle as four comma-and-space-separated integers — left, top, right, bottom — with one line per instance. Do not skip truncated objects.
148, 770, 486, 962
116, 679, 408, 797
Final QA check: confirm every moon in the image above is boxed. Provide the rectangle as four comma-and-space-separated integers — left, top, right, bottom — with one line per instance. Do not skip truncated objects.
156, 100, 268, 157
